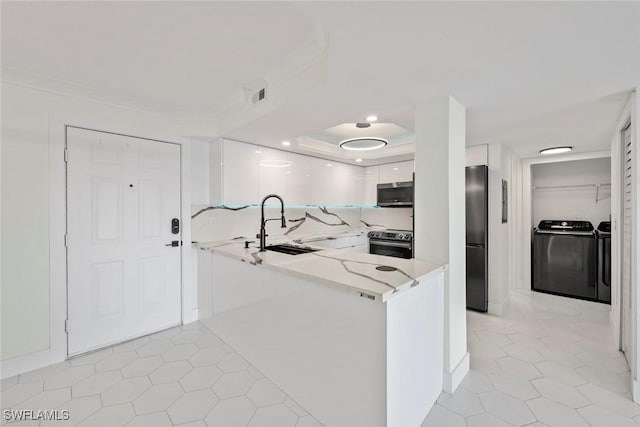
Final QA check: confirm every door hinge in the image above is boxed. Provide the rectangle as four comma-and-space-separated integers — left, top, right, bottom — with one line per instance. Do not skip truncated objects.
64, 319, 68, 333
64, 234, 69, 247
64, 148, 68, 163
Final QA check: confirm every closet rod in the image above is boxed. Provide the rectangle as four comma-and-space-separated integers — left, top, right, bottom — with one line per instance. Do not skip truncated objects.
533, 183, 611, 191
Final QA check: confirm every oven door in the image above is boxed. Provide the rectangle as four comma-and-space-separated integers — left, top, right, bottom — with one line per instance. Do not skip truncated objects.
369, 239, 413, 259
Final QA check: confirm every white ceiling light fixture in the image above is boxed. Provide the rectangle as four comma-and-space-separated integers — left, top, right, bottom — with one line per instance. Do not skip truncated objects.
260, 159, 292, 168
339, 137, 388, 151
326, 163, 332, 167
366, 115, 378, 122
540, 146, 573, 155
355, 158, 363, 162
281, 140, 291, 146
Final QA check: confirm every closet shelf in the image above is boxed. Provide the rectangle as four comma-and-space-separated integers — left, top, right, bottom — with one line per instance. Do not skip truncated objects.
533, 183, 611, 203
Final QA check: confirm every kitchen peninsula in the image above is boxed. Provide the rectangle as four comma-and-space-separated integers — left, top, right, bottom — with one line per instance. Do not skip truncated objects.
197, 234, 446, 427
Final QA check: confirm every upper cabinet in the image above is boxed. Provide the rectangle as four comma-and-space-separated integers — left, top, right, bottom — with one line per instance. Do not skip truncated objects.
286, 152, 312, 205
364, 166, 379, 206
311, 159, 363, 206
258, 148, 290, 201
221, 140, 260, 205
379, 160, 414, 183
210, 139, 365, 206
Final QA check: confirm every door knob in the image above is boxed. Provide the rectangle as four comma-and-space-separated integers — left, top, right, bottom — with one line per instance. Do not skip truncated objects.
165, 240, 181, 247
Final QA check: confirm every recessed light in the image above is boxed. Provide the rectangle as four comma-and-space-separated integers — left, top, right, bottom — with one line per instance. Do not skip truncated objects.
326, 163, 332, 167
339, 137, 388, 151
355, 158, 363, 163
281, 140, 291, 146
393, 167, 399, 171
540, 146, 573, 155
255, 150, 261, 154
366, 115, 378, 122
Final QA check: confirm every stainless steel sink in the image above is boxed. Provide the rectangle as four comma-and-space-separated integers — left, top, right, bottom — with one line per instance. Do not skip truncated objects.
266, 244, 320, 255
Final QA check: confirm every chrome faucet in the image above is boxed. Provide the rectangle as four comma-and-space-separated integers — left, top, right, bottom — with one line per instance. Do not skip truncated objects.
257, 194, 286, 252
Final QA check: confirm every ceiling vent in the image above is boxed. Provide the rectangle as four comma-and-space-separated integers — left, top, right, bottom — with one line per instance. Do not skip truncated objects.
252, 87, 267, 104
242, 79, 268, 105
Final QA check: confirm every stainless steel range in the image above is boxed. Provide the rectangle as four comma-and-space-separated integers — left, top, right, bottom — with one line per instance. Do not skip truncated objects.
367, 229, 413, 259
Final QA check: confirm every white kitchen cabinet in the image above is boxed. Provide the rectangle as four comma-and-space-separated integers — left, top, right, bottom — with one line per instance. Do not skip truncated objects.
311, 159, 363, 206
347, 165, 365, 206
258, 147, 289, 201
209, 138, 223, 205
311, 158, 338, 205
364, 166, 379, 206
222, 139, 260, 205
379, 160, 414, 183
286, 152, 312, 205
215, 139, 367, 206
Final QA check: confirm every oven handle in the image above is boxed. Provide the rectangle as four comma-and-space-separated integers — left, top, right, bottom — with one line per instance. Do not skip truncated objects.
370, 240, 413, 249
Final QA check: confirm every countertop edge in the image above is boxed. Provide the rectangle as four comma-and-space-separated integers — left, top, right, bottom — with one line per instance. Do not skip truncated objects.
195, 241, 448, 303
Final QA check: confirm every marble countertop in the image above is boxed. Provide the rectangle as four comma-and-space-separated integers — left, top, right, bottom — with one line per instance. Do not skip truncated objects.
195, 230, 447, 303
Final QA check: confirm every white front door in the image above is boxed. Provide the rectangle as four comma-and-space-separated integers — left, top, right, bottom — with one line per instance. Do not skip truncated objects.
66, 127, 182, 356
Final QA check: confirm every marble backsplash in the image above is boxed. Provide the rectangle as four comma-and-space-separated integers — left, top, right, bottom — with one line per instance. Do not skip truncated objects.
191, 204, 414, 242
360, 207, 413, 231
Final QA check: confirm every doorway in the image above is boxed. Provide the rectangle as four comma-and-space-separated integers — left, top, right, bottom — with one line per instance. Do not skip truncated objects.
66, 127, 182, 356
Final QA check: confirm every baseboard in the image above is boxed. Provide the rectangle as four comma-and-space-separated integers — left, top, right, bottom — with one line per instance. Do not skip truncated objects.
443, 352, 469, 394
184, 308, 199, 324
488, 294, 511, 316
1, 348, 52, 380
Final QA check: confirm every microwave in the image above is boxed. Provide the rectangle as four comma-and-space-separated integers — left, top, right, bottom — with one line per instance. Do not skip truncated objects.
377, 181, 414, 207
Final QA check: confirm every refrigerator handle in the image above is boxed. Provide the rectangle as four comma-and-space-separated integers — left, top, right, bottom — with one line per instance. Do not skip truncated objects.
466, 243, 485, 248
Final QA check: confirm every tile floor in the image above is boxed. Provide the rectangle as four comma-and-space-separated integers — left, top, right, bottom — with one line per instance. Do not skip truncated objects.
2, 289, 636, 427
422, 289, 638, 427
1, 322, 321, 426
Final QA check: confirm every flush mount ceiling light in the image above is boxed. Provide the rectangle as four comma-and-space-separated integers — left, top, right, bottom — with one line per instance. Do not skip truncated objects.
281, 140, 291, 146
355, 158, 363, 162
540, 146, 573, 155
259, 159, 292, 168
366, 115, 378, 122
339, 137, 388, 151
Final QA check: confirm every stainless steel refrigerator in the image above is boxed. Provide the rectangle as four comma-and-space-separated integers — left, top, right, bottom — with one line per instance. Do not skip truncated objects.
466, 165, 488, 312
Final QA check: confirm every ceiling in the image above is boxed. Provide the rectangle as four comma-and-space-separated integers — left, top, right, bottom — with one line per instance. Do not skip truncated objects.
2, 1, 639, 163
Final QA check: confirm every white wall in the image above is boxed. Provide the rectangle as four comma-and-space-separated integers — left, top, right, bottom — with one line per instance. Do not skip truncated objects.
1, 88, 51, 359
1, 81, 194, 376
464, 144, 522, 314
532, 158, 611, 227
486, 144, 521, 315
466, 144, 488, 166
191, 138, 211, 205
414, 96, 468, 393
